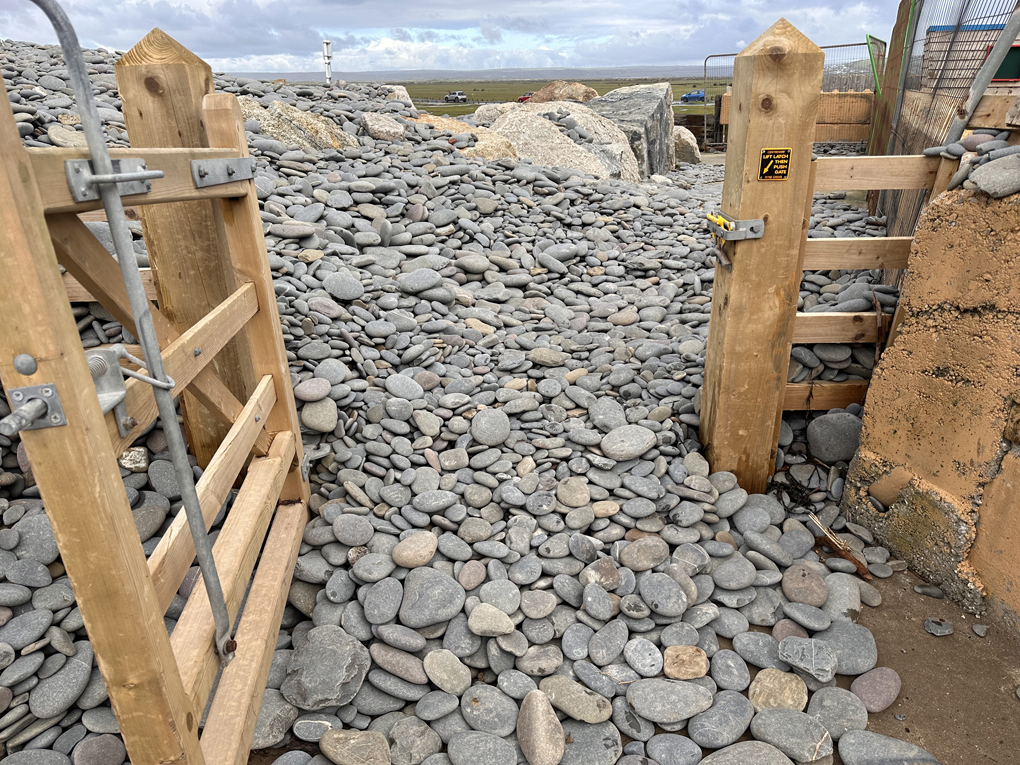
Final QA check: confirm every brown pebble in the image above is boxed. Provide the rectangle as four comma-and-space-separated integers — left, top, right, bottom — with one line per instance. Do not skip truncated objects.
663, 645, 709, 679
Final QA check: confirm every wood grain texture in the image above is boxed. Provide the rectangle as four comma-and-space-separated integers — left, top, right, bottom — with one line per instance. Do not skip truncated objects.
202, 93, 309, 504
200, 499, 308, 765
802, 237, 912, 270
62, 268, 157, 302
146, 370, 272, 613
784, 380, 870, 410
0, 85, 205, 765
793, 312, 890, 343
28, 147, 246, 214
117, 28, 257, 468
108, 283, 259, 456
172, 429, 293, 718
48, 213, 270, 457
813, 155, 939, 191
700, 19, 824, 492
969, 93, 1020, 128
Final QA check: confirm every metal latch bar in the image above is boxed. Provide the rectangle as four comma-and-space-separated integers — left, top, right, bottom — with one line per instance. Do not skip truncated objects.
65, 157, 163, 203
706, 210, 765, 242
191, 157, 256, 189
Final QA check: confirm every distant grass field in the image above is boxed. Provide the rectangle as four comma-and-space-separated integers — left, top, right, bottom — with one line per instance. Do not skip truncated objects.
407, 78, 732, 120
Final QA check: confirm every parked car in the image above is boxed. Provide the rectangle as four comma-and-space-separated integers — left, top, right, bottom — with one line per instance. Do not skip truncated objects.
679, 89, 706, 103
517, 92, 534, 103
444, 91, 467, 103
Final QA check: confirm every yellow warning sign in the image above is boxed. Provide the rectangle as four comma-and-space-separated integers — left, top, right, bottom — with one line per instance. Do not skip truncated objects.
759, 148, 791, 180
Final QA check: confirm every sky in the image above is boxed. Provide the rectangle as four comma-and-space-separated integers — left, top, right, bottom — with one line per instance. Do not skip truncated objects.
0, 0, 898, 73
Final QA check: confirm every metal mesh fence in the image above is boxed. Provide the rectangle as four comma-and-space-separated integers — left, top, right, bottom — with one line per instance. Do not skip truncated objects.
703, 42, 886, 143
884, 0, 1019, 235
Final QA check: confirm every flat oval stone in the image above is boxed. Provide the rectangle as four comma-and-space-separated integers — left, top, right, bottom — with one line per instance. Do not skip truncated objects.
838, 730, 940, 765
646, 733, 703, 765
699, 741, 794, 764
28, 640, 92, 718
517, 690, 564, 765
850, 666, 901, 713
560, 719, 622, 765
540, 674, 612, 722
688, 689, 754, 748
749, 707, 833, 762
448, 730, 517, 765
626, 678, 713, 723
399, 568, 466, 628
806, 686, 868, 741
812, 621, 877, 676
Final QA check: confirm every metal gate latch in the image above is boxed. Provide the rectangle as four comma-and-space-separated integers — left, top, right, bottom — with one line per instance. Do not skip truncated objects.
86, 345, 175, 437
0, 385, 66, 436
65, 157, 164, 203
706, 210, 765, 242
191, 157, 256, 188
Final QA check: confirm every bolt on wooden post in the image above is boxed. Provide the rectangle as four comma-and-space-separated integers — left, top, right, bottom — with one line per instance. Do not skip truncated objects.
700, 19, 824, 492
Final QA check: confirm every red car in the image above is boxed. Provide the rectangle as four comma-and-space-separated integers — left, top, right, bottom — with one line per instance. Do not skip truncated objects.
517, 92, 533, 102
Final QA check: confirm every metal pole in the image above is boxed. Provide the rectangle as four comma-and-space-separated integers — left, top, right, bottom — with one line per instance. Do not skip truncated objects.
322, 40, 333, 85
26, 0, 235, 664
945, 4, 1020, 143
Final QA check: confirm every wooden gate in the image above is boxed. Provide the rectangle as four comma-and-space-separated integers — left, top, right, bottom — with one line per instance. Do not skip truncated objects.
0, 30, 309, 765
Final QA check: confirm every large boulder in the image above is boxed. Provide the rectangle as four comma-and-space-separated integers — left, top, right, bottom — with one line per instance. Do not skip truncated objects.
379, 84, 414, 106
361, 112, 405, 142
410, 114, 518, 162
239, 97, 358, 153
472, 102, 518, 126
674, 125, 702, 165
587, 82, 675, 177
490, 101, 639, 181
530, 80, 599, 104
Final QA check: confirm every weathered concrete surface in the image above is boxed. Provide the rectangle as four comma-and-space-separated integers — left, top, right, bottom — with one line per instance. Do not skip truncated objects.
587, 82, 675, 177
842, 190, 1020, 618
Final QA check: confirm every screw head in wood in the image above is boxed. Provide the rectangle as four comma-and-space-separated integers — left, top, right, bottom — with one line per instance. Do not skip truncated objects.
12, 355, 37, 375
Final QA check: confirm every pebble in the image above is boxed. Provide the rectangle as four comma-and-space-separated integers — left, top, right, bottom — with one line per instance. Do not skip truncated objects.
517, 690, 564, 765
748, 668, 808, 712
924, 618, 953, 637
850, 667, 901, 713
838, 730, 940, 764
687, 689, 754, 748
626, 679, 713, 723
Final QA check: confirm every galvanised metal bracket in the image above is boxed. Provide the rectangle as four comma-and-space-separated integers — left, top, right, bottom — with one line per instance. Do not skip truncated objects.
706, 210, 765, 242
191, 157, 256, 189
65, 157, 163, 203
0, 385, 66, 436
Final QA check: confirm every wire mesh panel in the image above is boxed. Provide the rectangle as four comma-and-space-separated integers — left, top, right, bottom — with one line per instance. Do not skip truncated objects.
703, 42, 886, 144
884, 0, 1019, 235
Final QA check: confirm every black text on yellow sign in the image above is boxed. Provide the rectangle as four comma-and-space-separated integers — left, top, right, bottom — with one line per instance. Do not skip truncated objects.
758, 148, 791, 181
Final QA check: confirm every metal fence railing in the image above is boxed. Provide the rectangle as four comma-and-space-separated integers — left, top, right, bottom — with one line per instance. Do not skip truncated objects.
703, 40, 887, 144
883, 0, 1019, 236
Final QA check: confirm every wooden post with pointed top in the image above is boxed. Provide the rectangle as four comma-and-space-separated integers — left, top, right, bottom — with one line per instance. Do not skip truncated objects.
116, 29, 257, 467
700, 19, 824, 492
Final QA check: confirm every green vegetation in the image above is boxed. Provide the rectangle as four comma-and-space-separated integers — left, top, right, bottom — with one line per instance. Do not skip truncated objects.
406, 78, 732, 120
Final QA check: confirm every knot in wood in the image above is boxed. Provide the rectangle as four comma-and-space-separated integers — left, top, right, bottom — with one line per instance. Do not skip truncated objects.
759, 95, 775, 113
767, 44, 788, 63
144, 76, 164, 96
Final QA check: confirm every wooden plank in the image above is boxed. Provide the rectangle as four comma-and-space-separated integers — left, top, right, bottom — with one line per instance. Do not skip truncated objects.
930, 156, 958, 199
719, 91, 731, 125
202, 93, 309, 504
172, 429, 294, 718
148, 374, 275, 613
28, 147, 247, 214
813, 155, 939, 191
200, 499, 308, 765
868, 0, 913, 162
813, 124, 870, 142
1005, 96, 1020, 128
802, 237, 912, 270
78, 206, 140, 222
62, 268, 157, 302
793, 312, 890, 343
48, 213, 271, 457
117, 28, 258, 468
699, 20, 824, 493
0, 84, 204, 765
969, 93, 1020, 129
815, 91, 874, 124
784, 380, 870, 410
110, 283, 259, 456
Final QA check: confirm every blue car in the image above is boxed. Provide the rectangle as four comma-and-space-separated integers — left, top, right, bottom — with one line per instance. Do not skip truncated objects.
679, 89, 705, 103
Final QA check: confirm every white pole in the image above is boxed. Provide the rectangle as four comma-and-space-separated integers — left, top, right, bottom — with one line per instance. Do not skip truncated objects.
322, 40, 333, 84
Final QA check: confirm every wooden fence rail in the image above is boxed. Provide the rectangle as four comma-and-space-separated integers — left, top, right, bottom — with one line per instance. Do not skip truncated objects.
699, 19, 961, 493
0, 27, 309, 765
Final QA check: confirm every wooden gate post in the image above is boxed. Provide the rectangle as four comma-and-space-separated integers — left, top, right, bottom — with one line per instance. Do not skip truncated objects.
700, 19, 824, 492
0, 83, 204, 765
116, 29, 258, 467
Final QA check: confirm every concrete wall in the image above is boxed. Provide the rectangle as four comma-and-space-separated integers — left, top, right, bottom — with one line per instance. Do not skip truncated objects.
842, 189, 1020, 625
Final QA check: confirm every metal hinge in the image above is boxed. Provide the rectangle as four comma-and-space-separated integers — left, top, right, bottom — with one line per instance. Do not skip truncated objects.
65, 158, 164, 202
191, 157, 256, 188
